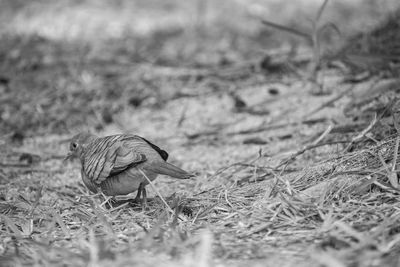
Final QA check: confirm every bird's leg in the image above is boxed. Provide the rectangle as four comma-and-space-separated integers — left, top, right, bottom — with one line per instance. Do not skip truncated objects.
133, 183, 143, 203
131, 183, 146, 208
130, 183, 148, 210
141, 186, 147, 210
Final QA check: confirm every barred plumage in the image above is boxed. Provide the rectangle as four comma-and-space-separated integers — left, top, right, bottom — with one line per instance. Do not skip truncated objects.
66, 132, 194, 204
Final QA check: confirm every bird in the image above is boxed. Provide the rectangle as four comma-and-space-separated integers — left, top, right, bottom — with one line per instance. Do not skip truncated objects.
65, 132, 193, 206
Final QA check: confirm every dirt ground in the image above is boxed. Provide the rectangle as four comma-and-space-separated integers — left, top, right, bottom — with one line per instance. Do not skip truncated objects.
1, 1, 400, 266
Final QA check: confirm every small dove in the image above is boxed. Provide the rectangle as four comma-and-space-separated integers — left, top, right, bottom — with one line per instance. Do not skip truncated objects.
65, 132, 193, 205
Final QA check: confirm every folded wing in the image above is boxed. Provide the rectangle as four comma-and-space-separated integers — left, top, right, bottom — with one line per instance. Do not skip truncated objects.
84, 137, 147, 184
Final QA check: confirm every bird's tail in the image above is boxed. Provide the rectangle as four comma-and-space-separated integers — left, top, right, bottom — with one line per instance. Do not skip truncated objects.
151, 161, 194, 179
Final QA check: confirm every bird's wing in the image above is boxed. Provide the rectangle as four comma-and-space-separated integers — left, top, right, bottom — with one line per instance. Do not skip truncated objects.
138, 136, 169, 161
83, 136, 147, 184
110, 145, 147, 175
120, 135, 169, 161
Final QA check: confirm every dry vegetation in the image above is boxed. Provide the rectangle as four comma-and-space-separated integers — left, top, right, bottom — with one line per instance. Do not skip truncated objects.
1, 0, 400, 266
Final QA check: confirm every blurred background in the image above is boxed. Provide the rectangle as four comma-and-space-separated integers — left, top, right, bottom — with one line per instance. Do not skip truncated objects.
0, 0, 399, 138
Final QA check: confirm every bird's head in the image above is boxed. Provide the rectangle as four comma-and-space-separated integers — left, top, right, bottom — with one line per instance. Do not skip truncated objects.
65, 132, 96, 161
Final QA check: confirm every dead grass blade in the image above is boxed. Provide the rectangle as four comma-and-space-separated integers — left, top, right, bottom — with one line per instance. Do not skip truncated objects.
261, 20, 312, 43
344, 112, 377, 152
303, 86, 353, 119
262, 0, 345, 94
276, 124, 333, 168
50, 209, 71, 238
28, 185, 43, 217
138, 169, 175, 216
377, 137, 399, 189
315, 0, 329, 22
1, 215, 23, 237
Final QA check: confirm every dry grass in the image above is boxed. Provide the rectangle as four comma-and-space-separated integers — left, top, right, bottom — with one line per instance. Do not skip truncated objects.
2, 1, 400, 266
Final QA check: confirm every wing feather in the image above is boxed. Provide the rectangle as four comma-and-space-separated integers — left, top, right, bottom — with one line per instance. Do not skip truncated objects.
83, 135, 147, 184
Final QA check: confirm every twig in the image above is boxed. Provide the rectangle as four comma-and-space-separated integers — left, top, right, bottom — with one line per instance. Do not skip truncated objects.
28, 185, 43, 217
270, 167, 293, 196
50, 209, 71, 238
275, 124, 333, 168
377, 136, 400, 189
315, 0, 329, 22
185, 130, 221, 139
303, 87, 353, 119
261, 20, 312, 43
1, 215, 23, 237
138, 169, 174, 215
177, 104, 188, 128
226, 118, 327, 136
108, 202, 130, 213
312, 124, 333, 145
344, 112, 377, 152
392, 136, 399, 175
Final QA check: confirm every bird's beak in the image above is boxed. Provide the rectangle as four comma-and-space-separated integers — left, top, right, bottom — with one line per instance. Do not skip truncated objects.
64, 151, 73, 162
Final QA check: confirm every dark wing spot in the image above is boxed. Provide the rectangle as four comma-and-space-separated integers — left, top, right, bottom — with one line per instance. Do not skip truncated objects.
140, 137, 169, 161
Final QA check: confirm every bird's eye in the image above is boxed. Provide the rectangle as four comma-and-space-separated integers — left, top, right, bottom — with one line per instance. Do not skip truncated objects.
70, 142, 78, 150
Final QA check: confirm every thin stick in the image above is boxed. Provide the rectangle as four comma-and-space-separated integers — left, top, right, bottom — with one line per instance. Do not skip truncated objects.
29, 185, 43, 217
303, 88, 352, 119
226, 118, 327, 136
261, 20, 312, 43
391, 136, 400, 174
344, 113, 377, 152
275, 124, 333, 168
315, 0, 329, 22
312, 124, 333, 145
138, 169, 174, 214
99, 193, 113, 208
377, 135, 400, 189
108, 202, 130, 213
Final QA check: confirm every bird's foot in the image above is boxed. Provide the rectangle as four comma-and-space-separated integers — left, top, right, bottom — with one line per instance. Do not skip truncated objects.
129, 183, 148, 211
129, 197, 148, 211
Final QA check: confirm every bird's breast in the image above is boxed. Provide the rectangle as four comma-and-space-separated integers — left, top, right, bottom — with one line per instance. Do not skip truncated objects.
99, 167, 159, 196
